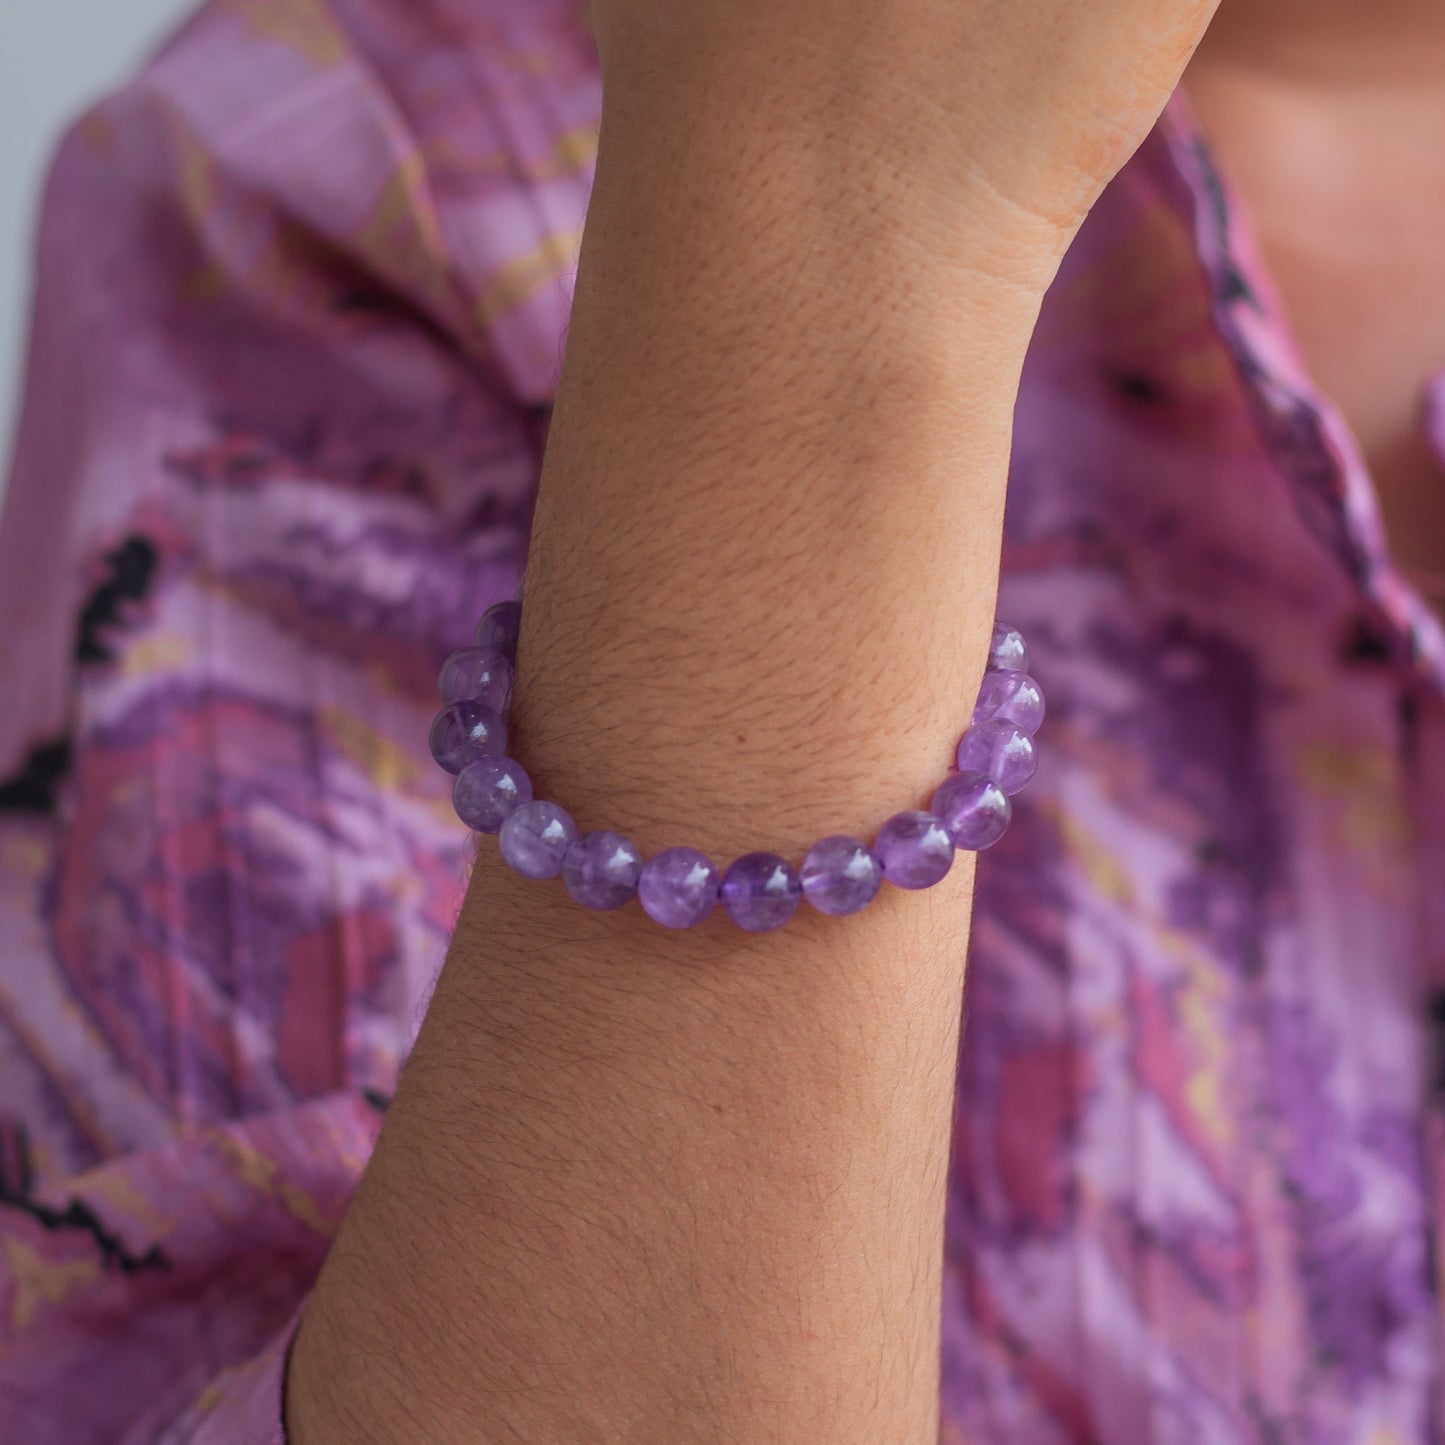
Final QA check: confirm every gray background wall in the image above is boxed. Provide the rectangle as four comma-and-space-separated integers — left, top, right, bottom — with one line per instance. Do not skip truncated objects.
1, 0, 197, 501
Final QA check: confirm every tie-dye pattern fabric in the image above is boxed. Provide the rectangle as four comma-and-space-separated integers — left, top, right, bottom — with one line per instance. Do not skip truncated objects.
3, 2, 1445, 1440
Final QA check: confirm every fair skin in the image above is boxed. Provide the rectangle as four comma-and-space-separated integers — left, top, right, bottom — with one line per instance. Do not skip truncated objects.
1184, 0, 1445, 595
279, 2, 1445, 1441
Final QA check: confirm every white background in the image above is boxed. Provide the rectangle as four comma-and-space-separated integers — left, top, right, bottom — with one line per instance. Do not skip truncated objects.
0, 0, 197, 500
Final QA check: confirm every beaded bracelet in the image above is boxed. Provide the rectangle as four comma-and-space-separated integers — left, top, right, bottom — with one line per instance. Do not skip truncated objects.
428, 591, 1043, 932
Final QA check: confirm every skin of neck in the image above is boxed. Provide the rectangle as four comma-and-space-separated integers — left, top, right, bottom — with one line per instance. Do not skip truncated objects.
1194, 0, 1445, 85
1184, 0, 1445, 598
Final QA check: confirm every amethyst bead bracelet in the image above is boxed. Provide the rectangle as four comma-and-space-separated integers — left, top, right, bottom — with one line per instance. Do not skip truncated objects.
429, 598, 1045, 932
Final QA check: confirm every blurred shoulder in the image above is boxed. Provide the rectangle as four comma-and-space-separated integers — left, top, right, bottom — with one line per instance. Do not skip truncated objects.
40, 0, 602, 400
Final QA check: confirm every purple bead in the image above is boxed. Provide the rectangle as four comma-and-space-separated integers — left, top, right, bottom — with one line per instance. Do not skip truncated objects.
800, 835, 882, 917
498, 799, 578, 879
988, 621, 1029, 674
955, 718, 1037, 795
930, 771, 1011, 851
971, 670, 1045, 736
473, 599, 522, 662
428, 699, 507, 774
638, 847, 720, 929
874, 811, 955, 889
438, 645, 513, 712
720, 852, 802, 932
452, 755, 532, 833
562, 830, 643, 910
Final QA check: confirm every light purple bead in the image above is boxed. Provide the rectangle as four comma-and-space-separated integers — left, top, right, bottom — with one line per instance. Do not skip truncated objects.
720, 852, 802, 932
930, 771, 1012, 851
438, 645, 513, 712
562, 830, 643, 910
971, 669, 1045, 736
473, 598, 522, 662
638, 847, 720, 929
956, 718, 1038, 795
875, 811, 954, 889
428, 699, 507, 774
498, 799, 578, 879
988, 621, 1029, 674
800, 835, 882, 917
452, 755, 532, 834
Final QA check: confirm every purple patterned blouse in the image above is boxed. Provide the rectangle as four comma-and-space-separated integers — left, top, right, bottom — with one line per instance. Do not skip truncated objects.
4, 1, 1445, 1440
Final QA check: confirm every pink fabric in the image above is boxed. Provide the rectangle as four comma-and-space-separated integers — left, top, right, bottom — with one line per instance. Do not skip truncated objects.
5, 1, 1445, 1439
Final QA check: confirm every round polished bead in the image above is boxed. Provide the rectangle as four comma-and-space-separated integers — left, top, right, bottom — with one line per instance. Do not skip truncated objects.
438, 645, 513, 712
473, 598, 522, 662
988, 621, 1029, 674
956, 718, 1037, 795
562, 830, 643, 910
638, 847, 721, 929
720, 852, 802, 932
930, 771, 1012, 851
971, 669, 1045, 736
800, 835, 882, 917
498, 799, 578, 879
452, 755, 532, 833
428, 699, 507, 774
875, 811, 955, 889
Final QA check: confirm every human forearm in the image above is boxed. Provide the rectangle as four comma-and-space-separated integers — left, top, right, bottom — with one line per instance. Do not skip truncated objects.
290, 103, 1036, 1445
288, 7, 1220, 1440
504, 74, 1047, 855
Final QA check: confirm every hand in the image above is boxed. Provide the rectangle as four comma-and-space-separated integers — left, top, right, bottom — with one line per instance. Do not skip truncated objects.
591, 0, 1224, 284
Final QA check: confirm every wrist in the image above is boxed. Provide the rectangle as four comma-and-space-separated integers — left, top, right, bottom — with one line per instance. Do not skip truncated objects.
592, 14, 1076, 303
591, 67, 1065, 324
